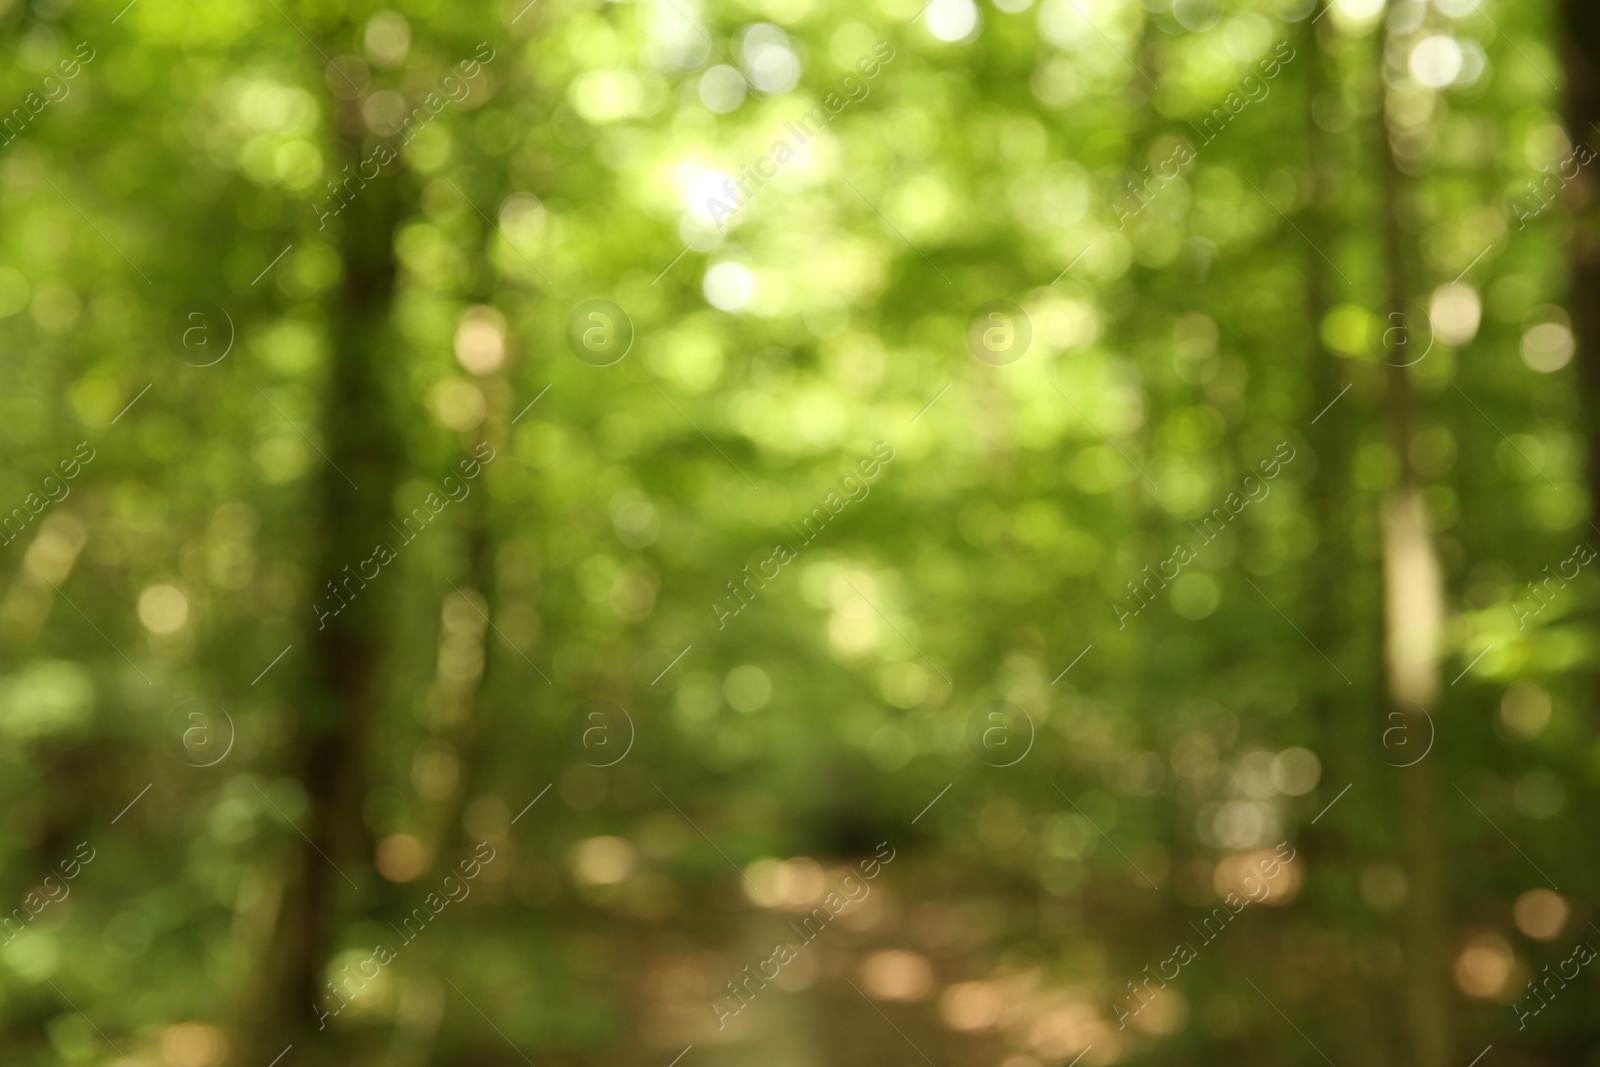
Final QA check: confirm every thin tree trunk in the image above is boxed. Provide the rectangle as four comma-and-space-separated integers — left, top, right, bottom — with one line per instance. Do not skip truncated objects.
1376, 6, 1450, 1065
1556, 12, 1600, 1060
1301, 14, 1394, 1064
253, 80, 409, 1062
1562, 1, 1600, 516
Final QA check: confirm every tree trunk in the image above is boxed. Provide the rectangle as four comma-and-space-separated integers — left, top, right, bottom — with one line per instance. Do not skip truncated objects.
252, 82, 408, 1063
1376, 6, 1450, 1065
1562, 0, 1600, 519
1556, 11, 1600, 1060
1301, 13, 1395, 1065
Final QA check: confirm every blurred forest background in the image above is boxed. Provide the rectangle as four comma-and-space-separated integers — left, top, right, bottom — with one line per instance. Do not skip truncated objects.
3, 0, 1600, 1063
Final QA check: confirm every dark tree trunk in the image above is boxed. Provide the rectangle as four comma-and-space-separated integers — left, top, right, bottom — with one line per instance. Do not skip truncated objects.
1557, 8, 1600, 1059
1562, 2, 1600, 517
253, 85, 409, 1063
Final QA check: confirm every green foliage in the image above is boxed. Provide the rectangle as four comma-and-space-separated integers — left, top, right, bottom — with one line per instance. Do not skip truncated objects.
0, 0, 1593, 1063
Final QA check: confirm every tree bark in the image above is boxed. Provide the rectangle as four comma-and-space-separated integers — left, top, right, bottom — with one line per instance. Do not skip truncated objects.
1301, 14, 1395, 1065
1376, 7, 1450, 1066
1562, 0, 1600, 518
1556, 11, 1600, 1060
253, 82, 408, 1063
